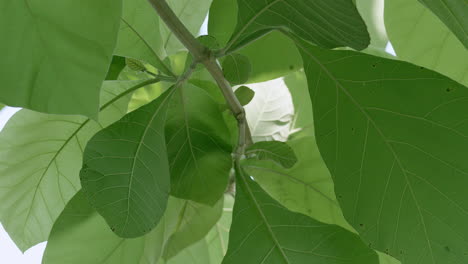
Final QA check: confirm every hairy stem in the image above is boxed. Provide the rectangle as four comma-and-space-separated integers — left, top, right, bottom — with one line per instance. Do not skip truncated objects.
148, 0, 252, 156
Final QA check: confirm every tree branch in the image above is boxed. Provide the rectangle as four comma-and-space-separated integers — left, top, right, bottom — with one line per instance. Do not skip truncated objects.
148, 0, 252, 155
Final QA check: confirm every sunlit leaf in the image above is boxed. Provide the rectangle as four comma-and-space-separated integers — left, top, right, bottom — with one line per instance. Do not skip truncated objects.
385, 0, 468, 86
245, 78, 294, 142
0, 80, 141, 251
418, 0, 468, 48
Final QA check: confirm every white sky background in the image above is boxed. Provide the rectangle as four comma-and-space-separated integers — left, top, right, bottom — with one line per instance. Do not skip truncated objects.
0, 13, 396, 263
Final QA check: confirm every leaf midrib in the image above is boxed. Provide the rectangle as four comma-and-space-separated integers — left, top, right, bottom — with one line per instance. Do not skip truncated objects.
122, 88, 175, 233
236, 166, 291, 263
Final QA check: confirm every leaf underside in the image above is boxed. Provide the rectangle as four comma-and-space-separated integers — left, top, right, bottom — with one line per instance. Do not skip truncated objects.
298, 38, 468, 263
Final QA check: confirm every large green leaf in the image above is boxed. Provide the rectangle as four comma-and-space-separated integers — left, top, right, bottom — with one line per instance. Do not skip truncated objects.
165, 84, 232, 205
159, 0, 212, 55
223, 168, 378, 264
298, 39, 468, 263
0, 80, 140, 251
0, 0, 121, 118
43, 191, 159, 264
385, 0, 468, 87
115, 0, 174, 76
243, 136, 349, 228
208, 0, 303, 83
80, 88, 175, 238
225, 0, 370, 52
162, 198, 223, 260
244, 78, 294, 142
43, 192, 195, 264
418, 0, 468, 48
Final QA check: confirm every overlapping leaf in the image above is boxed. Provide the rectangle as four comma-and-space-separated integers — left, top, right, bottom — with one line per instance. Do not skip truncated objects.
0, 80, 140, 251
159, 0, 212, 55
80, 87, 175, 238
297, 38, 468, 263
418, 0, 468, 48
115, 0, 174, 76
165, 84, 232, 205
162, 198, 223, 260
385, 0, 468, 86
243, 136, 349, 227
209, 0, 303, 83
225, 0, 370, 52
222, 169, 378, 264
0, 0, 121, 117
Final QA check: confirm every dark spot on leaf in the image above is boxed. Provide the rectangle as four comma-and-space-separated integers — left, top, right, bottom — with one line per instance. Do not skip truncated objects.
359, 223, 364, 228
289, 65, 294, 70
400, 250, 404, 255
110, 227, 115, 231
445, 246, 450, 252
446, 87, 454, 92
372, 64, 376, 68
420, 66, 424, 70
385, 249, 389, 254
338, 194, 343, 199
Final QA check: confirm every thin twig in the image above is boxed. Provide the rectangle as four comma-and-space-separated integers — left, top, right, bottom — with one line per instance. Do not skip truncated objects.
147, 0, 253, 156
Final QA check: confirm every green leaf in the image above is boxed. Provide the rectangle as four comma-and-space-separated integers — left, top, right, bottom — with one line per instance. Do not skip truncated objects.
165, 84, 232, 205
208, 0, 303, 83
197, 35, 221, 50
245, 78, 294, 142
223, 169, 379, 264
106, 56, 127, 80
298, 39, 468, 263
116, 0, 173, 76
160, 195, 234, 264
160, 0, 212, 55
0, 0, 121, 118
240, 32, 303, 83
0, 80, 140, 251
126, 58, 147, 72
225, 0, 370, 52
243, 136, 350, 228
222, 54, 252, 85
80, 88, 175, 238
43, 192, 193, 264
356, 0, 388, 51
385, 0, 468, 87
245, 141, 297, 168
234, 86, 255, 106
418, 0, 468, 48
43, 191, 158, 264
283, 70, 314, 135
162, 198, 223, 260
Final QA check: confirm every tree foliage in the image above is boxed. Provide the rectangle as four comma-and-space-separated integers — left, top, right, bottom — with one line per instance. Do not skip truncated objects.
0, 0, 467, 263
